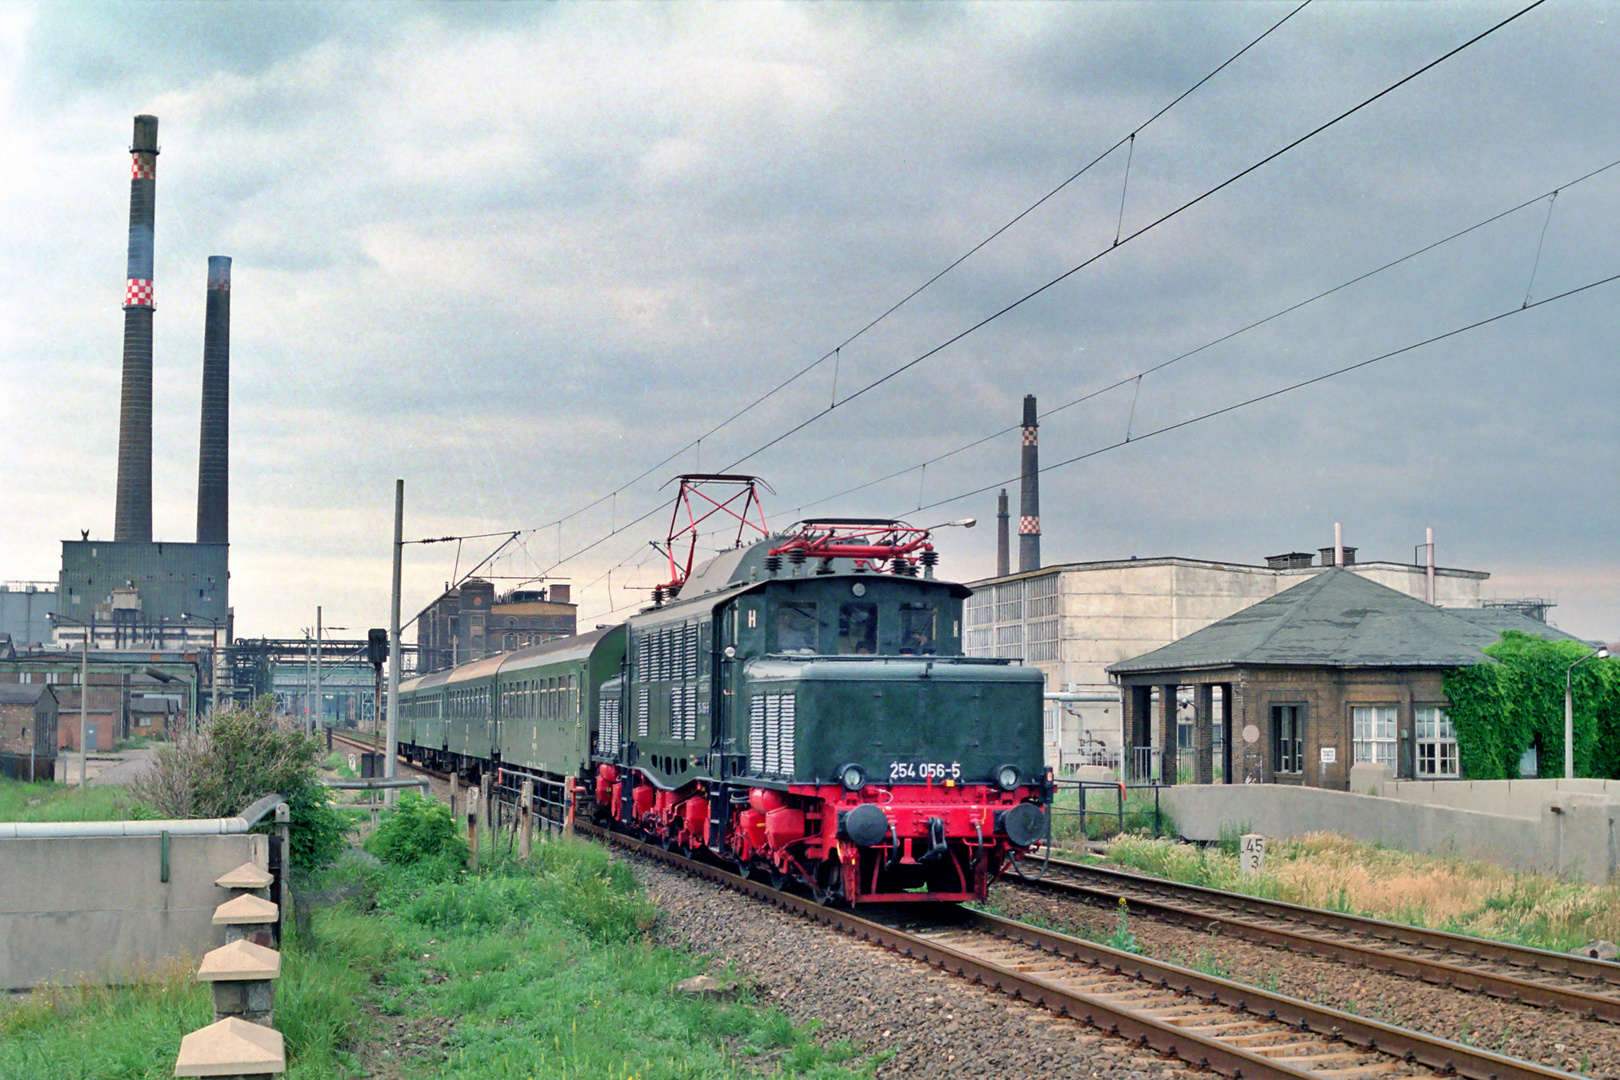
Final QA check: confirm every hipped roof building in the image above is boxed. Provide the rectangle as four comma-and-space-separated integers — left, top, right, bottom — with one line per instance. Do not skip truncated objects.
1108, 570, 1575, 788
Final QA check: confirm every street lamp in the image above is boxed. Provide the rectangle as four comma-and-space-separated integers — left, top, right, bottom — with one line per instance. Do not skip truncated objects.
47, 612, 92, 788
1565, 645, 1610, 780
182, 613, 227, 716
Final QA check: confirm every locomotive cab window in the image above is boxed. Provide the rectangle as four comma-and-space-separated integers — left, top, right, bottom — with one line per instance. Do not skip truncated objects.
775, 602, 819, 653
837, 602, 878, 655
899, 603, 937, 654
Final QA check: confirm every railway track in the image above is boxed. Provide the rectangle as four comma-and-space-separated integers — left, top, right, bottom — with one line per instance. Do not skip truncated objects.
580, 822, 1583, 1080
1001, 855, 1620, 1024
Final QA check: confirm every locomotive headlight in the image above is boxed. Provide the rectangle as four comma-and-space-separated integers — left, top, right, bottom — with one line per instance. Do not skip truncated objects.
840, 764, 867, 791
994, 764, 1021, 792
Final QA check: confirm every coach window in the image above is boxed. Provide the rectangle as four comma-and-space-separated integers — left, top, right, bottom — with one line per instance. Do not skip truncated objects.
1271, 704, 1303, 775
899, 603, 937, 654
775, 602, 819, 653
837, 602, 878, 655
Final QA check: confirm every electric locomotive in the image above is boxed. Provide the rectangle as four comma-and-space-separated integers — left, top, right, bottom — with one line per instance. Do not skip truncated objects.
396, 482, 1051, 904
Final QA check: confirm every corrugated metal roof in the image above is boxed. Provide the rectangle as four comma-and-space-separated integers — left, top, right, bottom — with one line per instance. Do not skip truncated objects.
1108, 569, 1575, 676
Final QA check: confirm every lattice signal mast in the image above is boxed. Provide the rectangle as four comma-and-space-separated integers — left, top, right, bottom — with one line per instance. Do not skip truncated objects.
658, 475, 772, 597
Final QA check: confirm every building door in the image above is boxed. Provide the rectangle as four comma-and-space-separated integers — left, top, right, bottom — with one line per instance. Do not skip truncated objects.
85, 723, 98, 752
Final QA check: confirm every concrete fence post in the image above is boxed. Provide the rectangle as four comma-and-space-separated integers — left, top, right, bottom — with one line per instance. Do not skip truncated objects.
480, 774, 491, 860
467, 788, 479, 873
520, 779, 534, 861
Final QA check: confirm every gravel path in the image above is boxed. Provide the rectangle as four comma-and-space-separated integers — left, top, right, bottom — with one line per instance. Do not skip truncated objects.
988, 880, 1618, 1079
637, 859, 1203, 1080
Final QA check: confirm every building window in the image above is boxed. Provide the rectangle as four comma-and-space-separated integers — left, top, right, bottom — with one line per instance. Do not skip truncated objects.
1352, 705, 1398, 769
1415, 706, 1458, 778
1272, 704, 1303, 774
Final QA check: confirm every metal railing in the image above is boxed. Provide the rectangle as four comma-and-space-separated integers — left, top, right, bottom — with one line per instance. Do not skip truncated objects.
1048, 777, 1166, 843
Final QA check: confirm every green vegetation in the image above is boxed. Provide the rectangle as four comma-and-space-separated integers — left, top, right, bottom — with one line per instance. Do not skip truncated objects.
131, 697, 347, 871
0, 838, 880, 1079
1101, 832, 1620, 954
1445, 631, 1619, 779
0, 779, 135, 823
363, 791, 464, 866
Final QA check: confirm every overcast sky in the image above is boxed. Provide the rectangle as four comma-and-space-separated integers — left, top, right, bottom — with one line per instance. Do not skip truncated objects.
0, 1, 1614, 644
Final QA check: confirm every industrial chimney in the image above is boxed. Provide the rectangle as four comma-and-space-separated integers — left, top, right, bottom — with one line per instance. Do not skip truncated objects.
196, 256, 230, 545
113, 115, 159, 543
996, 488, 1010, 577
1018, 394, 1040, 572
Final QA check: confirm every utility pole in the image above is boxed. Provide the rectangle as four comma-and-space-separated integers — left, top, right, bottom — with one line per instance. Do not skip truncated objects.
315, 605, 323, 734
385, 479, 404, 804
79, 634, 88, 786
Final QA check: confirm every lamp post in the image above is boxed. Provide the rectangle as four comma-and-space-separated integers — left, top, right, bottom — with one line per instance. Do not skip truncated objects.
49, 613, 92, 787
1565, 645, 1610, 780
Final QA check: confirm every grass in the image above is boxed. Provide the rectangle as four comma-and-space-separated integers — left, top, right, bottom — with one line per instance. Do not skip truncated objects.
1048, 784, 1170, 844
2, 838, 881, 1079
1099, 831, 1620, 954
0, 778, 135, 822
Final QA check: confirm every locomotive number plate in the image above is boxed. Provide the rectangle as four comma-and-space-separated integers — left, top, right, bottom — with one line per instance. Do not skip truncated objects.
887, 760, 962, 782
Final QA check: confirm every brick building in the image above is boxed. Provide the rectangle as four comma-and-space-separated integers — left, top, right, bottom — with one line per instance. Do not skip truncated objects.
417, 581, 577, 674
1108, 569, 1576, 788
0, 684, 58, 781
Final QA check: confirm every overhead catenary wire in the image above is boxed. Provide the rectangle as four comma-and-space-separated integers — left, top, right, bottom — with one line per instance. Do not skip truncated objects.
786, 152, 1620, 518
721, 0, 1547, 474
497, 2, 1313, 554
432, 0, 1537, 600
905, 270, 1620, 517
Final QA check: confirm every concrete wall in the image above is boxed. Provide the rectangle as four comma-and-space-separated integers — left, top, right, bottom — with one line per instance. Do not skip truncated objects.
1165, 783, 1543, 870
1377, 777, 1620, 820
0, 832, 268, 989
1161, 783, 1620, 885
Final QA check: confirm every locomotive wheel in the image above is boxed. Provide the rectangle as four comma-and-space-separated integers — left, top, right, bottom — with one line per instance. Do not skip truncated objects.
813, 860, 843, 906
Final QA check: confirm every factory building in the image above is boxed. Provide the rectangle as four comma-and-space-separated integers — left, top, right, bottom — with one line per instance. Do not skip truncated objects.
0, 583, 57, 649
47, 115, 235, 685
416, 581, 577, 674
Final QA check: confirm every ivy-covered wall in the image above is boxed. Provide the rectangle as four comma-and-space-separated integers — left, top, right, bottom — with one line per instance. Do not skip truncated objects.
1444, 632, 1619, 779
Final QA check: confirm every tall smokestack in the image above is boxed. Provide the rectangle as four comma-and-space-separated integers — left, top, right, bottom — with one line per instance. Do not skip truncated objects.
1018, 394, 1040, 572
996, 488, 1010, 577
113, 115, 159, 543
196, 256, 230, 545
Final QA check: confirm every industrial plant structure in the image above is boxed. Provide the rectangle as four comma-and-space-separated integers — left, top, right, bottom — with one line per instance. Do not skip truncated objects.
55, 116, 235, 659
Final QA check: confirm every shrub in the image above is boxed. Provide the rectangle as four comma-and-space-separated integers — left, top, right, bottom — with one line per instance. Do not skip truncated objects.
129, 697, 345, 871
1445, 633, 1619, 779
365, 791, 466, 866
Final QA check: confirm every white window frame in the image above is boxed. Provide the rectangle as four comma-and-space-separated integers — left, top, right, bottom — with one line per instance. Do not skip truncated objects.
1414, 706, 1458, 778
1352, 705, 1398, 769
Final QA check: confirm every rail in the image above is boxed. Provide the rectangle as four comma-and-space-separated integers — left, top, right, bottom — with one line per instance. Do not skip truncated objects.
578, 821, 1582, 1080
1006, 853, 1620, 1022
